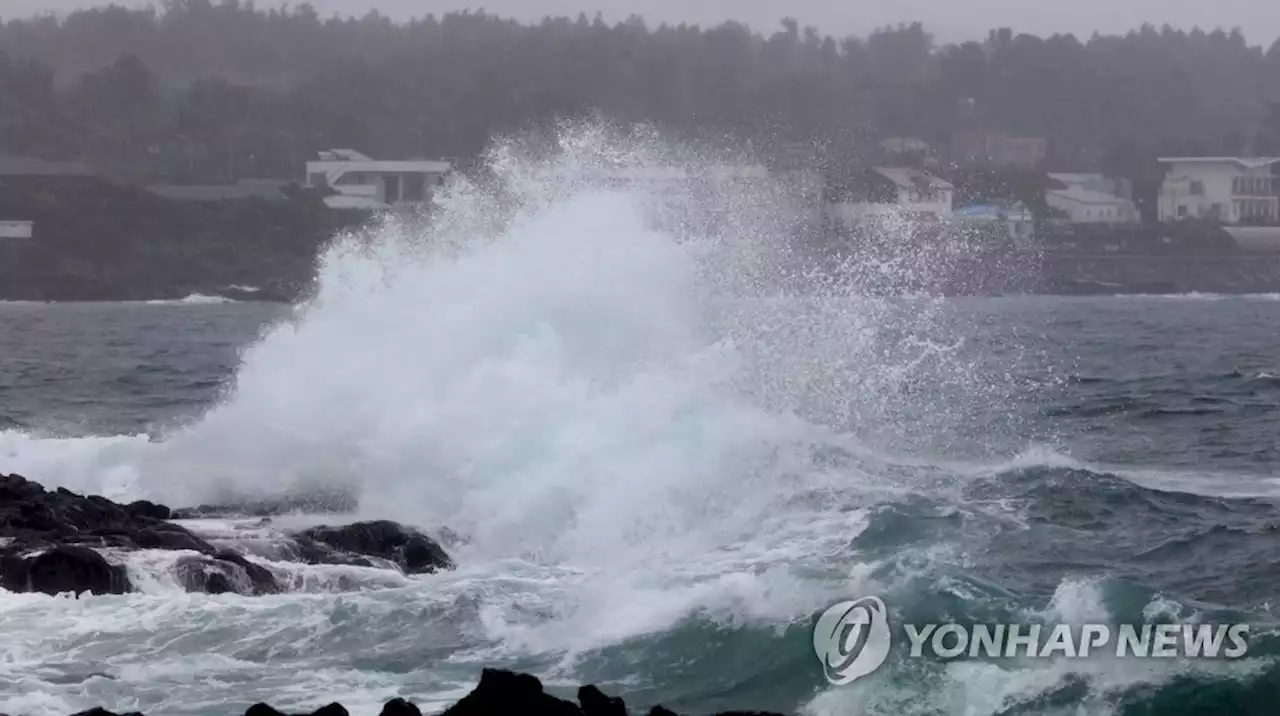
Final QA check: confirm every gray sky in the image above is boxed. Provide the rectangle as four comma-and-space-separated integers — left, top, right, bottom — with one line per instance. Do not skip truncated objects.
5, 0, 1280, 46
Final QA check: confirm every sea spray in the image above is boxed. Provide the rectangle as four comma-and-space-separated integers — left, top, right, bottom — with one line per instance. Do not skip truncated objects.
6, 123, 1251, 716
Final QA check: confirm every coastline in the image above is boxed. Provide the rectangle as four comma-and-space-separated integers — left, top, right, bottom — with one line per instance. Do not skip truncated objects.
6, 176, 1280, 302
62, 669, 789, 716
0, 472, 790, 716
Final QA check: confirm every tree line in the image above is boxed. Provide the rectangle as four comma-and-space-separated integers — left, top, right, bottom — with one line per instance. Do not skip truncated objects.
3, 0, 1280, 189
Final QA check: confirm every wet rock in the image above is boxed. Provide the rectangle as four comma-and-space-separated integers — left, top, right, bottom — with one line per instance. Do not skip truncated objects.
126, 500, 171, 521
244, 704, 348, 716
131, 524, 217, 553
0, 473, 451, 598
171, 490, 359, 520
0, 473, 193, 549
293, 520, 453, 574
379, 698, 422, 716
68, 671, 790, 716
580, 685, 628, 716
440, 669, 581, 716
21, 545, 132, 596
0, 472, 218, 596
175, 550, 279, 596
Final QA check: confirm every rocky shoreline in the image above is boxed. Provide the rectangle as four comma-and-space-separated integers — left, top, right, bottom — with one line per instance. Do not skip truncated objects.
0, 474, 786, 716
0, 473, 451, 598
52, 668, 786, 716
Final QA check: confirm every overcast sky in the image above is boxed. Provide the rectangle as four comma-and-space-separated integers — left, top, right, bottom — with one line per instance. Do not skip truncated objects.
5, 0, 1280, 46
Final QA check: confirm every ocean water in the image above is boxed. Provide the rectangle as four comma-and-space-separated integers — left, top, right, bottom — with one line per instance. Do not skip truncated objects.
2, 131, 1280, 716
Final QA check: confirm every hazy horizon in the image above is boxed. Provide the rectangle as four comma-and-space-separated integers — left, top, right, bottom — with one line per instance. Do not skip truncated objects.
5, 0, 1280, 46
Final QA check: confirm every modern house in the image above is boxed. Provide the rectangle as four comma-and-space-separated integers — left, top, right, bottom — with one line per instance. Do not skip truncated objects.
0, 220, 33, 240
824, 166, 954, 225
1048, 173, 1133, 200
1157, 157, 1280, 225
304, 149, 451, 210
1044, 174, 1139, 224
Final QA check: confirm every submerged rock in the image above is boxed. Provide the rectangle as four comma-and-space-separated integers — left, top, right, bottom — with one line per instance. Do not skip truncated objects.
291, 520, 453, 574
175, 550, 280, 596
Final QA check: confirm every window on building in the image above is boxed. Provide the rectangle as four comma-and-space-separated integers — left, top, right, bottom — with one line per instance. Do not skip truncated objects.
383, 175, 401, 203
1177, 204, 1188, 217
1190, 181, 1204, 196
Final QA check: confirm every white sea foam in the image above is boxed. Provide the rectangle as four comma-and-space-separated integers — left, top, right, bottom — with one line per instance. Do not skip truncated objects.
144, 294, 235, 305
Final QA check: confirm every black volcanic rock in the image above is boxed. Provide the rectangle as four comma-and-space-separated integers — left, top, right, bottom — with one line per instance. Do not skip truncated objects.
244, 704, 349, 716
1, 473, 454, 597
68, 670, 789, 716
0, 473, 284, 596
0, 474, 208, 551
292, 521, 453, 574
126, 500, 172, 521
580, 685, 628, 716
175, 550, 280, 596
13, 545, 132, 596
379, 698, 422, 716
440, 669, 583, 716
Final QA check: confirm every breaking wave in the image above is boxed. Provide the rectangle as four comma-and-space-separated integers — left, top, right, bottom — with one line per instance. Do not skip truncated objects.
1, 124, 1274, 716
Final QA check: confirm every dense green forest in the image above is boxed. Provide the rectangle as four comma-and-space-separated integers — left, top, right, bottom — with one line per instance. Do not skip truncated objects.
3, 1, 1280, 185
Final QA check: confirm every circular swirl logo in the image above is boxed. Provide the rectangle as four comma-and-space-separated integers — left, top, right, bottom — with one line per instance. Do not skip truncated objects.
812, 596, 892, 685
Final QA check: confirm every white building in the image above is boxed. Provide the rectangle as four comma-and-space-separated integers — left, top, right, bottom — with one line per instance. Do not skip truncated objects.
0, 220, 33, 239
825, 167, 954, 225
1157, 157, 1280, 224
1048, 173, 1133, 199
304, 149, 451, 210
1045, 186, 1139, 224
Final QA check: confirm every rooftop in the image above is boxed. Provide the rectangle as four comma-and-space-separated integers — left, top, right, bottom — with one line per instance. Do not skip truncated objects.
309, 149, 451, 174
1047, 172, 1106, 184
1156, 157, 1280, 169
1047, 187, 1134, 205
873, 166, 954, 191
